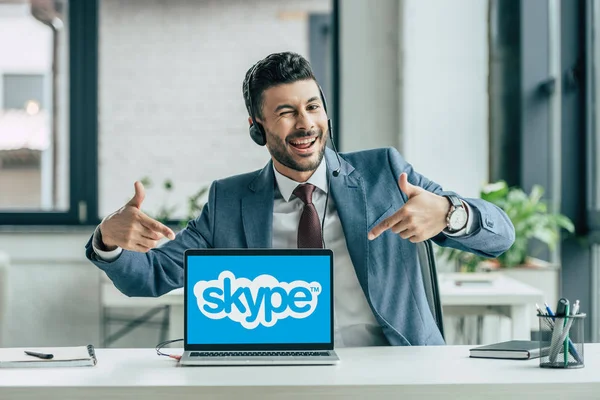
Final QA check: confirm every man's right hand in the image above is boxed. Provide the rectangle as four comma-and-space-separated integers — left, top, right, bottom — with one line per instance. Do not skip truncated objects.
99, 181, 176, 253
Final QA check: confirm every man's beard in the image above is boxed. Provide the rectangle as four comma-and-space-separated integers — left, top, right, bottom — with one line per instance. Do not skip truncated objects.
266, 128, 326, 172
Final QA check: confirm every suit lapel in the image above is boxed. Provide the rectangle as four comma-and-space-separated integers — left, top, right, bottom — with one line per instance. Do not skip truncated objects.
326, 149, 369, 292
242, 161, 275, 248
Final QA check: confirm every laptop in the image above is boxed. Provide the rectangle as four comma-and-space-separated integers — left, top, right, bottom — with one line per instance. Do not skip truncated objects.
180, 248, 340, 366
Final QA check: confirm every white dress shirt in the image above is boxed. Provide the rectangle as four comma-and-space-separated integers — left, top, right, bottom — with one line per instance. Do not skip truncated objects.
271, 160, 387, 347
93, 160, 474, 347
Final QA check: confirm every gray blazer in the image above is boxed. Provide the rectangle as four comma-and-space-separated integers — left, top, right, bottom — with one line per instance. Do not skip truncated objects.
86, 147, 515, 346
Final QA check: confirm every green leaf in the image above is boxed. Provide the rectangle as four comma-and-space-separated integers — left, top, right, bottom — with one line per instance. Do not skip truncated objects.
481, 181, 509, 203
553, 214, 575, 233
506, 188, 528, 204
531, 227, 559, 249
529, 185, 544, 204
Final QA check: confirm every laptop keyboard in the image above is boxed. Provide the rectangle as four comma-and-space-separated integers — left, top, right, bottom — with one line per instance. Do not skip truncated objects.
190, 351, 330, 357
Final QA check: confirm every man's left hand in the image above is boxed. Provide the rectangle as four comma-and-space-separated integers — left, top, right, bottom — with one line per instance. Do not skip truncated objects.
368, 173, 450, 243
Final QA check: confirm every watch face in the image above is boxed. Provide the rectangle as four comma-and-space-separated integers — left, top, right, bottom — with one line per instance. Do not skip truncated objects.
449, 208, 468, 230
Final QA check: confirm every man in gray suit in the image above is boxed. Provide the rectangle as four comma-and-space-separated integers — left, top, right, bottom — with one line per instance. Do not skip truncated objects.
86, 52, 515, 346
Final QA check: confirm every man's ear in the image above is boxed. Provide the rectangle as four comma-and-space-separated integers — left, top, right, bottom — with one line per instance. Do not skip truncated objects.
249, 116, 264, 126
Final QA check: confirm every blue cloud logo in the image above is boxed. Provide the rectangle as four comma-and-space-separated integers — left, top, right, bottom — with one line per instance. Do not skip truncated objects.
193, 271, 322, 329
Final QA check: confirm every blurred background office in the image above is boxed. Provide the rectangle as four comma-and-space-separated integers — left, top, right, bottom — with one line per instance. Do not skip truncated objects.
0, 0, 597, 349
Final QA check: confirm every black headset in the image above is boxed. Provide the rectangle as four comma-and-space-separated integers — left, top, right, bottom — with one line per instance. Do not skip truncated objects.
246, 62, 341, 177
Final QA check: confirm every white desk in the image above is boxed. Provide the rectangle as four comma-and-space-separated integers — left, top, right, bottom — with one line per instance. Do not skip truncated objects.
1, 345, 599, 399
439, 273, 544, 340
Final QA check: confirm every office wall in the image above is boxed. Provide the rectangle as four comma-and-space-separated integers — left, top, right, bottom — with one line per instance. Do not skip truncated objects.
400, 0, 489, 198
339, 0, 401, 152
340, 0, 489, 198
0, 229, 101, 348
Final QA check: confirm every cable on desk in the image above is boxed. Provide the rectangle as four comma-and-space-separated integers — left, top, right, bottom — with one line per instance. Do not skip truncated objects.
156, 338, 183, 360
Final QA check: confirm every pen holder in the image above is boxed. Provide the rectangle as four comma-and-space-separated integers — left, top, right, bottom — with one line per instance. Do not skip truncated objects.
538, 313, 585, 369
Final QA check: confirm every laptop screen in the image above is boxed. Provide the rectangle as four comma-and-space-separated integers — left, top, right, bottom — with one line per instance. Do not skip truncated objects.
184, 249, 333, 351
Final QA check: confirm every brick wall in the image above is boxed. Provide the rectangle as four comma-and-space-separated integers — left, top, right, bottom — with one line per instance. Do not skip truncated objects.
99, 0, 331, 219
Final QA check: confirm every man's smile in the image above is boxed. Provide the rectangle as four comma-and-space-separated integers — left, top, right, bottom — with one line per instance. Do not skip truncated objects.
288, 135, 319, 154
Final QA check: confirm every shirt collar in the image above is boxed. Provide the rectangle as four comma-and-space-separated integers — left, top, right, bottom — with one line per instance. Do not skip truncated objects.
272, 158, 328, 202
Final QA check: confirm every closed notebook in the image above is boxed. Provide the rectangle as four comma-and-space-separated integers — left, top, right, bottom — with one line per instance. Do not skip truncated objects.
469, 340, 545, 360
0, 345, 97, 368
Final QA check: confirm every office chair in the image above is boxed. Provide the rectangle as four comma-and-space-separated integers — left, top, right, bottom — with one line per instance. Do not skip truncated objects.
416, 240, 445, 340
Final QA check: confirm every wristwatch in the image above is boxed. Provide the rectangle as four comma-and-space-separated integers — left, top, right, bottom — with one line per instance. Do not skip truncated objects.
444, 195, 468, 232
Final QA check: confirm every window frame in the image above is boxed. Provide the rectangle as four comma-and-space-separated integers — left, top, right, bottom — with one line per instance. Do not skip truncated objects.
488, 0, 592, 339
0, 0, 99, 226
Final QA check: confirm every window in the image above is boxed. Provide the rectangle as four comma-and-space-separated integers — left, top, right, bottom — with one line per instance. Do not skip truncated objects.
1, 74, 45, 209
0, 0, 98, 225
0, 2, 68, 212
589, 0, 600, 342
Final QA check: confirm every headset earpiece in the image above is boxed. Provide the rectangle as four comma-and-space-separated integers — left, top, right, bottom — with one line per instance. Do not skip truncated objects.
249, 122, 267, 146
246, 62, 268, 147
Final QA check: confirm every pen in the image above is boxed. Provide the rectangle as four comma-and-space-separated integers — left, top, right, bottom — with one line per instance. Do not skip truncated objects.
536, 303, 549, 318
569, 301, 580, 364
563, 303, 570, 367
24, 350, 54, 360
544, 302, 555, 320
541, 301, 583, 364
536, 303, 553, 329
549, 298, 569, 363
572, 300, 580, 316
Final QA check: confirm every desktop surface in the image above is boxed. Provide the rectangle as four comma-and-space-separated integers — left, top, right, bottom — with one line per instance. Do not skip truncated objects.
1, 345, 600, 399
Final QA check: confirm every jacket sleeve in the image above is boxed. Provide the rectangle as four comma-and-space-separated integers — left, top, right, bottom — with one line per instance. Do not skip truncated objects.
84, 181, 218, 297
386, 147, 515, 258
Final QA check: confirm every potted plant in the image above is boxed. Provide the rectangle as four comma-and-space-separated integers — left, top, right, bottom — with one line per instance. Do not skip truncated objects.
438, 181, 575, 272
140, 176, 208, 228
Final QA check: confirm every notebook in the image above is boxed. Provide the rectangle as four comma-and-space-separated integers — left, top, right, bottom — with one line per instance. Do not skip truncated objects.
180, 249, 339, 366
469, 340, 545, 360
0, 345, 97, 368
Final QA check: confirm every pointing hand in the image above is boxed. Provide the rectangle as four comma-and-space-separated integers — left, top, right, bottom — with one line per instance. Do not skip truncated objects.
99, 181, 176, 252
368, 173, 449, 243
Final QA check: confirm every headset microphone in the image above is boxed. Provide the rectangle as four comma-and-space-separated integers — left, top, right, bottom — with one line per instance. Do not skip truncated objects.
328, 118, 341, 177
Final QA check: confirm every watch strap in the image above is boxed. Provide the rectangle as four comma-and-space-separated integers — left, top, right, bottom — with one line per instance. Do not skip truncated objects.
445, 194, 463, 209
444, 195, 467, 232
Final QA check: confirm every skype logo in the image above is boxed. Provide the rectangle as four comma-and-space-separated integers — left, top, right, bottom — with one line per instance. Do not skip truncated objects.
193, 271, 322, 329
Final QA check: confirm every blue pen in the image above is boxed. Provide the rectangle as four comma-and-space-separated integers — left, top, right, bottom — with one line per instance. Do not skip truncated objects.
544, 302, 555, 320
545, 301, 583, 364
